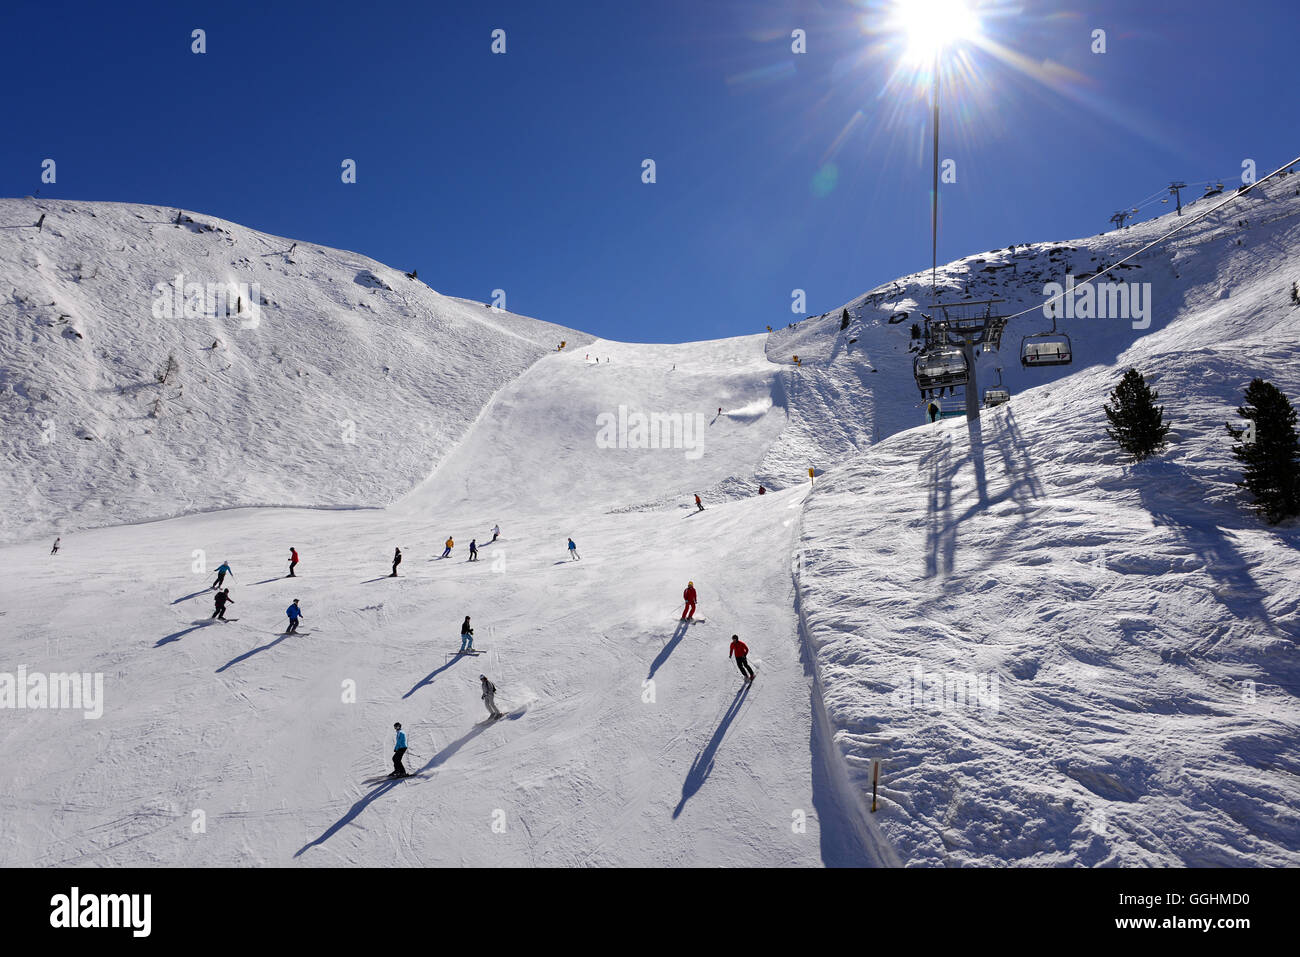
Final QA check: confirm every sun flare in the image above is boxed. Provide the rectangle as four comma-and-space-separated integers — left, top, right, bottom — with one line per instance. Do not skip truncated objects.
893, 0, 982, 63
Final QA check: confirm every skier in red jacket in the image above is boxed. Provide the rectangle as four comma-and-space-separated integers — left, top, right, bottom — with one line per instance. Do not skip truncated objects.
729, 635, 755, 681
681, 581, 697, 621
287, 547, 299, 578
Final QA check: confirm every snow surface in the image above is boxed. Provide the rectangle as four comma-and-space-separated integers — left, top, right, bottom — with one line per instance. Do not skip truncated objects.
0, 188, 1296, 866
0, 198, 588, 544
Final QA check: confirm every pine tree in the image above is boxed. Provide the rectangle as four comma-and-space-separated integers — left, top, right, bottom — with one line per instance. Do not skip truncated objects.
1103, 368, 1169, 460
1226, 378, 1300, 524
840, 308, 851, 331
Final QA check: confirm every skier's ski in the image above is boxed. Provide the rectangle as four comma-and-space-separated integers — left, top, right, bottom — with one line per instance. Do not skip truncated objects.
479, 705, 527, 724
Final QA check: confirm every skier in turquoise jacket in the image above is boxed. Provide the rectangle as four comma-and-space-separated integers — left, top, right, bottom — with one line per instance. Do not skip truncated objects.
391, 723, 408, 778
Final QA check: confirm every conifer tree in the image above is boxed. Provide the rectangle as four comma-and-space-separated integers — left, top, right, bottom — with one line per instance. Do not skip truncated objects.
1103, 368, 1170, 460
1226, 378, 1300, 524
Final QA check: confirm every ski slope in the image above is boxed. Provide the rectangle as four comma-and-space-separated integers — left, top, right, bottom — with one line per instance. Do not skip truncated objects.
1, 189, 1297, 867
0, 320, 884, 866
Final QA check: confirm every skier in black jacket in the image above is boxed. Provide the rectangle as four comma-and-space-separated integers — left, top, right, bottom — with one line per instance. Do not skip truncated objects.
211, 588, 234, 621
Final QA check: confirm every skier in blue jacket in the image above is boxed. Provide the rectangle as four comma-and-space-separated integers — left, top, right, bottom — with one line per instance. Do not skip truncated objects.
211, 561, 233, 589
285, 599, 304, 634
390, 723, 409, 778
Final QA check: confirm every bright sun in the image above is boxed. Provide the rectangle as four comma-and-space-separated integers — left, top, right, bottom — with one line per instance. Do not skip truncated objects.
894, 0, 982, 62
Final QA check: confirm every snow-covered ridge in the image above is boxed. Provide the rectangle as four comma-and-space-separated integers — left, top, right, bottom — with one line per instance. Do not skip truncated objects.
0, 198, 590, 543
795, 186, 1300, 865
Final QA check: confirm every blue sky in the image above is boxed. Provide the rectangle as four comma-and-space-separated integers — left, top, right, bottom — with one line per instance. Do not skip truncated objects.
3, 0, 1296, 342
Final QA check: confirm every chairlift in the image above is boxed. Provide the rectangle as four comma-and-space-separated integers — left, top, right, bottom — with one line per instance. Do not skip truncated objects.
983, 367, 1010, 406
913, 345, 969, 394
1020, 308, 1073, 368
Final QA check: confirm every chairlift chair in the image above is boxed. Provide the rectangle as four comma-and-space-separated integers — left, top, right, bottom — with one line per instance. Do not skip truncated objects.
913, 345, 969, 394
1020, 312, 1073, 368
983, 367, 1010, 406
1021, 335, 1072, 367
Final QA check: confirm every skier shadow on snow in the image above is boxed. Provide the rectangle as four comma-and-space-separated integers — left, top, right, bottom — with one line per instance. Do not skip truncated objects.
295, 723, 492, 858
249, 577, 282, 586
672, 682, 751, 819
648, 620, 690, 679
170, 588, 210, 605
295, 777, 406, 857
415, 724, 492, 773
215, 633, 290, 673
403, 654, 469, 699
156, 621, 215, 646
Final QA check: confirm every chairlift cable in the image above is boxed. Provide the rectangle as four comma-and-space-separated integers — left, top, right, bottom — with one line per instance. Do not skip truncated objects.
1003, 152, 1300, 324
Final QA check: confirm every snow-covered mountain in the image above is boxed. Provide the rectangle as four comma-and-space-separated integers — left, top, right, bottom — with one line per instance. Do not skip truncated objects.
0, 186, 1295, 867
0, 198, 589, 543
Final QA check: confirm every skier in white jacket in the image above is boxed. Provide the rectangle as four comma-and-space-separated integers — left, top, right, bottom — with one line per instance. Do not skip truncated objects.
480, 675, 503, 720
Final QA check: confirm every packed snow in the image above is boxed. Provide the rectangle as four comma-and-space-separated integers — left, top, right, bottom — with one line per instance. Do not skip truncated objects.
0, 188, 1296, 866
